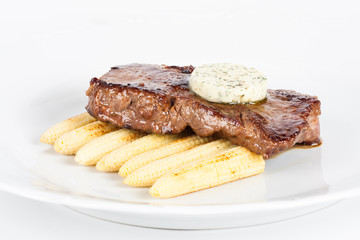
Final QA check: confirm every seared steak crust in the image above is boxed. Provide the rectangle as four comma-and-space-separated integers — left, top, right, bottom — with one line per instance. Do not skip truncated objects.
86, 64, 321, 158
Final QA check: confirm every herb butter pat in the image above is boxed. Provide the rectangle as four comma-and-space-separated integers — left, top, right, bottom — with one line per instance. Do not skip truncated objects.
189, 63, 267, 104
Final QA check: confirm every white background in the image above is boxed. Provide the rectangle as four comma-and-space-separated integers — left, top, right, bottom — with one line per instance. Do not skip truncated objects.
1, 0, 360, 238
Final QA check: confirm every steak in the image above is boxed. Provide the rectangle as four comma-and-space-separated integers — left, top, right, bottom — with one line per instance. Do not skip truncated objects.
86, 63, 321, 158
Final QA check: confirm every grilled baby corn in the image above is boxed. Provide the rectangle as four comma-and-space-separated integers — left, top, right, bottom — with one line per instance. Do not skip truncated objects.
42, 113, 267, 198
150, 146, 265, 198
40, 112, 96, 144
54, 121, 118, 155
96, 134, 181, 172
75, 129, 146, 166
123, 139, 233, 187
119, 135, 215, 177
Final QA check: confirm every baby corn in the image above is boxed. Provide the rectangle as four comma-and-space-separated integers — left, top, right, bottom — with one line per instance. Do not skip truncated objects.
96, 134, 181, 172
123, 139, 233, 187
150, 146, 265, 198
54, 121, 118, 155
40, 112, 96, 144
119, 135, 215, 177
75, 129, 146, 166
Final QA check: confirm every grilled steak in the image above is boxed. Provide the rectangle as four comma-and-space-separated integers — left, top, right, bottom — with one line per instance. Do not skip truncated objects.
86, 64, 321, 158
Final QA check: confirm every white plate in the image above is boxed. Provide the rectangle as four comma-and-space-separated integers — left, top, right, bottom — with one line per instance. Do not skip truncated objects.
0, 77, 359, 229
1, 5, 360, 229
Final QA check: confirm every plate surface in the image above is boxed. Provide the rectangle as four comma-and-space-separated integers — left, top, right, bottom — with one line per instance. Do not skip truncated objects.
1, 6, 360, 229
0, 79, 359, 229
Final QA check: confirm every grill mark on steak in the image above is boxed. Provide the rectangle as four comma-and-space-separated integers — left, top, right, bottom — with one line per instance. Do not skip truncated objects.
86, 63, 321, 158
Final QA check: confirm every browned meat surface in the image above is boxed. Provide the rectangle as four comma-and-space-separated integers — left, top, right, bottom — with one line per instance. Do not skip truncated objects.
86, 63, 321, 158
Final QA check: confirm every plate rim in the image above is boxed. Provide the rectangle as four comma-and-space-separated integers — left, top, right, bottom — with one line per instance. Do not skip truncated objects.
1, 181, 359, 215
